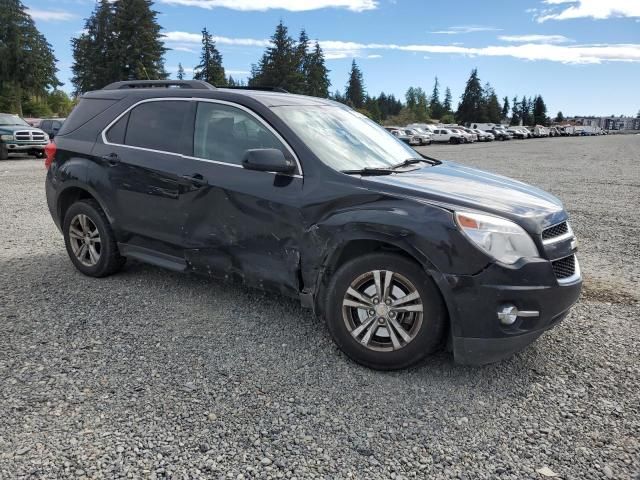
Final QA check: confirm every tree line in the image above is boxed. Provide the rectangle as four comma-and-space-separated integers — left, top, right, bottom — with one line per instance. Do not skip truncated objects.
2, 0, 555, 126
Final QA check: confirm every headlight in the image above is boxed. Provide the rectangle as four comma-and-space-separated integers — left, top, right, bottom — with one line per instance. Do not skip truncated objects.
1, 134, 14, 141
455, 211, 539, 264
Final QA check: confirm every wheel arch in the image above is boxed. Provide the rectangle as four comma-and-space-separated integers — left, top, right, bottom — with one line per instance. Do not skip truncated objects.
57, 183, 114, 227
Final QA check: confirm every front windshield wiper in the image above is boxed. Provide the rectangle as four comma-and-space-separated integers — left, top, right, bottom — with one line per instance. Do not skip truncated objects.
341, 167, 394, 176
390, 158, 438, 170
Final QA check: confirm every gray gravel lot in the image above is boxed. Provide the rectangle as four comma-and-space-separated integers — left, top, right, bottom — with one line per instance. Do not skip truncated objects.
1, 135, 638, 479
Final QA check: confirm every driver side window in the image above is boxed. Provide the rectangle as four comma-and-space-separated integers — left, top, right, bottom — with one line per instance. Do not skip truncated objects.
193, 102, 286, 166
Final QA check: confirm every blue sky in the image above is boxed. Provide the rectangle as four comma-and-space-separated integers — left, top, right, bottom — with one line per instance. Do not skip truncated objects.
25, 0, 640, 116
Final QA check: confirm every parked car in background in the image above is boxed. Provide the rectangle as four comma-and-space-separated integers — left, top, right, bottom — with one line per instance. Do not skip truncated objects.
44, 80, 582, 369
486, 128, 512, 141
405, 128, 432, 145
449, 128, 475, 143
39, 118, 66, 139
384, 127, 421, 146
532, 126, 550, 138
507, 128, 527, 140
472, 129, 494, 142
0, 113, 49, 160
459, 127, 479, 142
431, 128, 464, 144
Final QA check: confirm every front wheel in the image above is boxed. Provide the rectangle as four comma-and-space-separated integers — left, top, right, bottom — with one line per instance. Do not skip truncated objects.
0, 145, 8, 160
324, 253, 446, 370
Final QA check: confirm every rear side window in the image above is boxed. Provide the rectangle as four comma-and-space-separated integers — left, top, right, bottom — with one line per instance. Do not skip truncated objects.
193, 102, 286, 165
57, 98, 118, 136
40, 120, 51, 130
124, 101, 191, 154
105, 112, 129, 144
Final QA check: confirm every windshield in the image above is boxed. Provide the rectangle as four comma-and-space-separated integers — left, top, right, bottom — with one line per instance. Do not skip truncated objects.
0, 114, 29, 127
272, 105, 420, 171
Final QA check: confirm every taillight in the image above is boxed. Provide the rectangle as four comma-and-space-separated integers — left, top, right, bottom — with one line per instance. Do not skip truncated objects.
44, 141, 57, 169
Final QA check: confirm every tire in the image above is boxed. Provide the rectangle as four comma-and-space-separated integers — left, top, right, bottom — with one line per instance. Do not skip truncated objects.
0, 145, 8, 160
33, 150, 44, 159
324, 253, 446, 370
63, 199, 125, 277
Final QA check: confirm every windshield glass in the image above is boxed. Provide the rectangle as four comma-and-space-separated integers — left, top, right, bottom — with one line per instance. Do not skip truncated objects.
0, 114, 29, 127
272, 105, 419, 171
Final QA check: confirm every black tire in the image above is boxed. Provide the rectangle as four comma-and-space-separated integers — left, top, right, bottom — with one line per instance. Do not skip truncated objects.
324, 253, 446, 370
0, 145, 8, 160
63, 199, 125, 277
33, 150, 44, 159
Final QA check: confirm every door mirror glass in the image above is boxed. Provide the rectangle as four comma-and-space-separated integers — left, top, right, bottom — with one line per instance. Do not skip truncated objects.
242, 148, 295, 174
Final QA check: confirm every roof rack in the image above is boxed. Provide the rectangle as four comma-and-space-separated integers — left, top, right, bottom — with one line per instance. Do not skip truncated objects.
221, 86, 289, 93
102, 80, 216, 90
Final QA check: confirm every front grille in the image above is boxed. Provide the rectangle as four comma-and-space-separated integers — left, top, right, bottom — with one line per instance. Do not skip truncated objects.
14, 130, 46, 142
552, 255, 575, 279
542, 221, 569, 240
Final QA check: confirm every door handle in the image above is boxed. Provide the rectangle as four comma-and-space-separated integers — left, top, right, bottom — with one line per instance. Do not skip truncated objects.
102, 153, 120, 165
181, 173, 208, 187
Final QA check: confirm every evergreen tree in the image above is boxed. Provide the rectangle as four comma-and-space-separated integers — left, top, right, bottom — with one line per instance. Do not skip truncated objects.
177, 63, 185, 80
193, 27, 226, 86
483, 83, 502, 124
71, 0, 166, 93
443, 87, 453, 114
510, 96, 520, 126
1, 0, 61, 115
430, 77, 444, 119
555, 111, 564, 123
304, 42, 330, 98
533, 95, 548, 125
501, 96, 510, 121
249, 21, 303, 93
295, 29, 310, 94
71, 0, 114, 95
456, 68, 486, 123
365, 96, 382, 122
345, 59, 365, 109
405, 86, 430, 122
521, 96, 531, 125
111, 0, 167, 83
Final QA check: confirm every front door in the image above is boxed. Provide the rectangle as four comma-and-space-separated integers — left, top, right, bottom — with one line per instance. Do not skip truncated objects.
179, 100, 304, 295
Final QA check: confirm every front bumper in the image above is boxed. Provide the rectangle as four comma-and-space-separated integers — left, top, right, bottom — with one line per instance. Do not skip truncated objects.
5, 142, 48, 151
433, 256, 582, 365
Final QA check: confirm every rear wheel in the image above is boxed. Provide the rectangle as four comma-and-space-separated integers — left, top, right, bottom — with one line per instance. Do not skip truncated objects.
63, 199, 125, 277
324, 253, 446, 370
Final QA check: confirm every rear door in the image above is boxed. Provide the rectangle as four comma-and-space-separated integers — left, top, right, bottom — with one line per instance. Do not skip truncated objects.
93, 99, 195, 255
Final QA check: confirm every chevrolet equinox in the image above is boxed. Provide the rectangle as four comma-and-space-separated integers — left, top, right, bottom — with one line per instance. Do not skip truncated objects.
45, 80, 582, 370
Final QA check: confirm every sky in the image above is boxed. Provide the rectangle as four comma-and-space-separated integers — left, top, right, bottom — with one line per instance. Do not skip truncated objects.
24, 0, 640, 116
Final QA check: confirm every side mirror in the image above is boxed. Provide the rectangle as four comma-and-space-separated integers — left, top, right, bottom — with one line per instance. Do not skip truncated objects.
242, 148, 295, 174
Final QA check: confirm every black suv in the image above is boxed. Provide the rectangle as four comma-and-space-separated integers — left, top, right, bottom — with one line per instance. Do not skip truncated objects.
45, 80, 582, 370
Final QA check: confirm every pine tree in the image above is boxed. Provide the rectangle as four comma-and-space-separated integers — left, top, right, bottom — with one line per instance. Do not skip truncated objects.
111, 0, 167, 82
456, 68, 486, 124
533, 95, 548, 125
510, 96, 520, 126
177, 63, 185, 80
345, 60, 365, 109
1, 0, 61, 115
295, 29, 310, 94
305, 42, 330, 98
249, 21, 302, 93
405, 86, 429, 122
443, 87, 453, 114
483, 83, 502, 124
501, 96, 510, 121
555, 111, 564, 123
521, 96, 531, 125
193, 27, 226, 86
430, 77, 444, 119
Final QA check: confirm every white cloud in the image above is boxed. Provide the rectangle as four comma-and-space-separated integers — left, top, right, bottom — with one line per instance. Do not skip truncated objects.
164, 31, 271, 47
499, 34, 573, 44
429, 25, 502, 34
537, 0, 640, 21
27, 9, 76, 21
158, 0, 376, 11
165, 31, 640, 64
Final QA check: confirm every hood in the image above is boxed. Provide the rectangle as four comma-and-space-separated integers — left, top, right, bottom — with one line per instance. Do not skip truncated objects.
0, 125, 45, 134
363, 161, 566, 232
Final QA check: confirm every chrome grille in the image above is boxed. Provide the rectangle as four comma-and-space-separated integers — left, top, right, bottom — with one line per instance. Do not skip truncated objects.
542, 221, 569, 240
552, 255, 575, 279
14, 130, 47, 142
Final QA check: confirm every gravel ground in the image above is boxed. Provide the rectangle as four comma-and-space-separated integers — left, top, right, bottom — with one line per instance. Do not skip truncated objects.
0, 135, 638, 479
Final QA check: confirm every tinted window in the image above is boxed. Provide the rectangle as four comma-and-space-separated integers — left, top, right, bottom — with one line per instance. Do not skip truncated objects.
125, 101, 190, 154
40, 120, 51, 130
106, 112, 129, 144
52, 121, 62, 129
57, 98, 118, 136
194, 102, 285, 166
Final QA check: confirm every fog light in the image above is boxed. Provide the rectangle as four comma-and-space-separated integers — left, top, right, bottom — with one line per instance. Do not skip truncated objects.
497, 304, 540, 326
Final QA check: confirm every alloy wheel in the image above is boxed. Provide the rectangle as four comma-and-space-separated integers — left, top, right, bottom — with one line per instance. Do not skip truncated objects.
342, 270, 423, 352
69, 214, 101, 267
